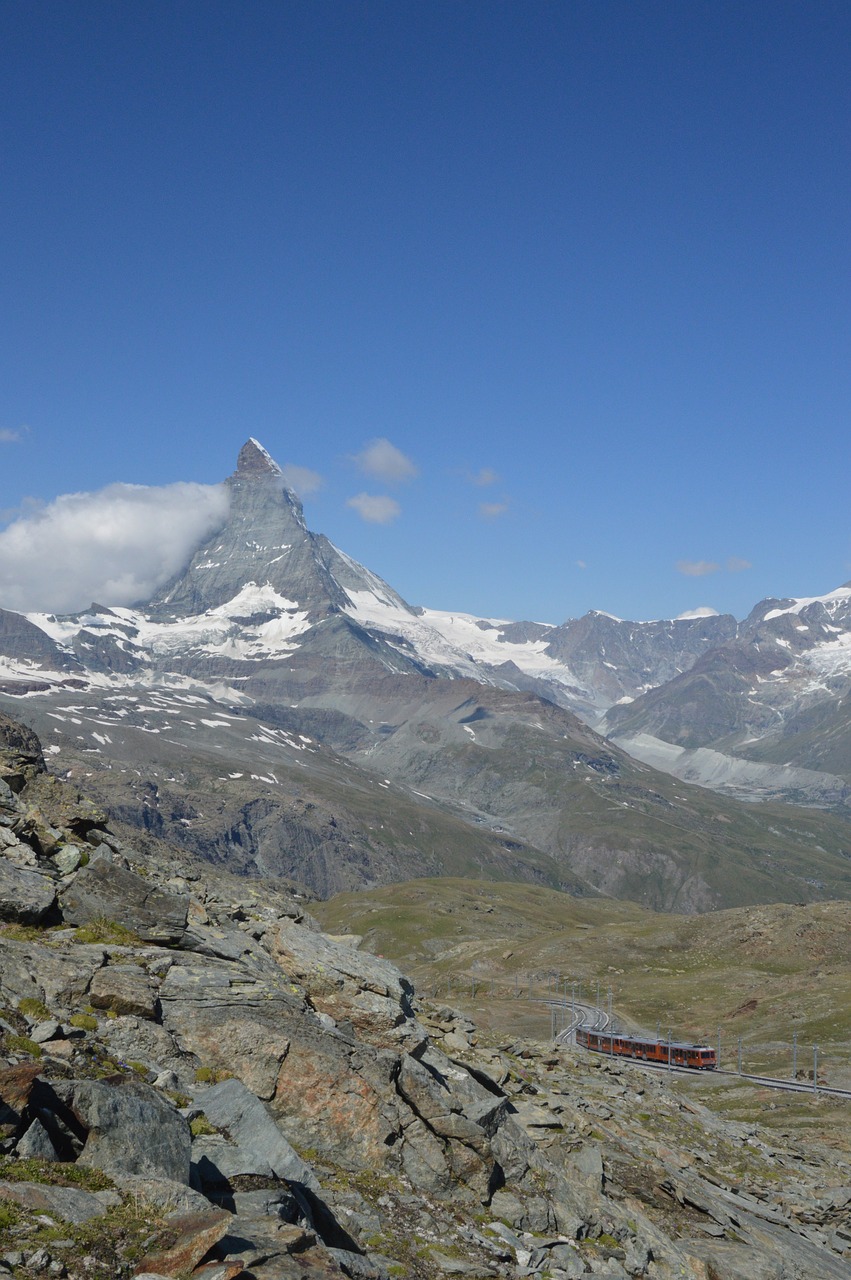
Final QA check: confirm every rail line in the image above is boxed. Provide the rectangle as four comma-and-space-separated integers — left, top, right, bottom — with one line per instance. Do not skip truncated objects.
554, 1004, 851, 1099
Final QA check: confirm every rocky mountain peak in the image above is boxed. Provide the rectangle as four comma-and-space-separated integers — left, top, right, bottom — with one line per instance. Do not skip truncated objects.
236, 436, 284, 477
146, 441, 350, 619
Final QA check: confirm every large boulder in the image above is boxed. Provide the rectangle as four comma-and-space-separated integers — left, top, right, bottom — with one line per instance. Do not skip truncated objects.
0, 937, 105, 1011
0, 711, 45, 787
88, 964, 159, 1019
60, 851, 188, 944
70, 1077, 191, 1183
158, 955, 302, 1100
269, 921, 416, 1047
192, 1077, 319, 1192
0, 1180, 107, 1225
0, 861, 56, 924
20, 772, 107, 838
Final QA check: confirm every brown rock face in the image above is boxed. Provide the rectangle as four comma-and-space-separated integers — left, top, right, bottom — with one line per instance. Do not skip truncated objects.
136, 1209, 232, 1276
235, 437, 282, 476
271, 1037, 400, 1169
0, 1063, 43, 1115
88, 965, 159, 1020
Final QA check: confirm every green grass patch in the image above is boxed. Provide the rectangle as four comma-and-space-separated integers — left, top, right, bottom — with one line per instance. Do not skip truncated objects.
189, 1114, 218, 1137
3, 1034, 42, 1059
71, 918, 141, 946
69, 1012, 98, 1031
17, 996, 51, 1022
0, 1156, 114, 1192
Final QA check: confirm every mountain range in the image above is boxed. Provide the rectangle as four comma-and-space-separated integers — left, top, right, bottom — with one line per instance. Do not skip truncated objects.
2, 438, 851, 911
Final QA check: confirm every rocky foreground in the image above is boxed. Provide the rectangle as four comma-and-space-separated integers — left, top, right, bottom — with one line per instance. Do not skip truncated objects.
0, 712, 849, 1279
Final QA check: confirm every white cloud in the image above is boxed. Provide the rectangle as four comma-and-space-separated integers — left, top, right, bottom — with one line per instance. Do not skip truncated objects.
727, 556, 752, 573
471, 467, 499, 487
346, 493, 401, 524
0, 482, 230, 613
676, 606, 720, 619
479, 500, 509, 519
281, 464, 323, 497
0, 426, 27, 444
677, 559, 720, 577
575, 560, 587, 570
353, 438, 418, 483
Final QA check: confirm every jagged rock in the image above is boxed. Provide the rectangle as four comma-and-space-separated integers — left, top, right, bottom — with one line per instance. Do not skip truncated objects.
88, 964, 159, 1019
229, 1187, 307, 1222
52, 845, 84, 876
0, 779, 18, 812
192, 1077, 319, 1192
270, 1031, 401, 1170
158, 955, 300, 1099
20, 773, 106, 839
0, 1180, 107, 1224
111, 1174, 212, 1217
212, 1214, 347, 1278
0, 836, 37, 867
59, 851, 188, 944
566, 1142, 604, 1194
29, 1020, 62, 1044
0, 861, 56, 924
71, 1076, 192, 1183
187, 1265, 245, 1280
268, 921, 415, 1047
15, 1118, 59, 1160
188, 1266, 245, 1280
96, 1014, 189, 1083
325, 1249, 383, 1279
0, 1063, 43, 1118
135, 1209, 232, 1277
400, 1115, 453, 1195
0, 937, 105, 1012
0, 712, 45, 783
12, 807, 65, 857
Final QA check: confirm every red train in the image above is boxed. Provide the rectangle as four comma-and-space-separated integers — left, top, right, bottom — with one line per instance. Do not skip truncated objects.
575, 1026, 716, 1070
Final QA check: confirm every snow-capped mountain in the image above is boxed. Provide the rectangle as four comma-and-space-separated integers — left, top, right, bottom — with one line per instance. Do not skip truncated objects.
2, 439, 851, 911
603, 584, 851, 803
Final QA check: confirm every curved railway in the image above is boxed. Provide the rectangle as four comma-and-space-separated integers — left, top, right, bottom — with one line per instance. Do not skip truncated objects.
551, 1001, 851, 1100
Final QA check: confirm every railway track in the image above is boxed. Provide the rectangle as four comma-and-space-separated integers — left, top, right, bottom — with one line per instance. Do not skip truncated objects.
553, 1003, 851, 1099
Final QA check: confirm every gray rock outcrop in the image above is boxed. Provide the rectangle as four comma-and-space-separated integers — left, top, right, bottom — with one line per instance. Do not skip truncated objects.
0, 711, 849, 1280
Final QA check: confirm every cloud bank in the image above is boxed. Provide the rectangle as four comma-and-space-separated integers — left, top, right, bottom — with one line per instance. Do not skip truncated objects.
0, 427, 27, 444
0, 482, 230, 614
677, 556, 752, 578
280, 464, 323, 497
677, 559, 720, 577
353, 438, 418, 483
346, 493, 401, 524
676, 606, 720, 619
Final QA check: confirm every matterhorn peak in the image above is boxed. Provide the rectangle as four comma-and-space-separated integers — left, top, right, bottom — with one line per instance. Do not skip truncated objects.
236, 437, 283, 477
147, 438, 354, 619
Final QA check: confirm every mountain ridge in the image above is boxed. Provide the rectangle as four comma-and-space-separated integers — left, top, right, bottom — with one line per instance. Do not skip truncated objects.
2, 440, 851, 911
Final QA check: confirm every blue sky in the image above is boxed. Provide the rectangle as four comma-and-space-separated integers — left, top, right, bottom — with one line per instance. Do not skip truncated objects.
1, 1, 849, 622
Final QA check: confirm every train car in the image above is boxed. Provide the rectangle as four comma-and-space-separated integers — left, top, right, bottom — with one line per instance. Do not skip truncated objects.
575, 1026, 716, 1070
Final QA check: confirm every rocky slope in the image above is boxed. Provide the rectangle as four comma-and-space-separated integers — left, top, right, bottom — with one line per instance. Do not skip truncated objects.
1, 714, 850, 1280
